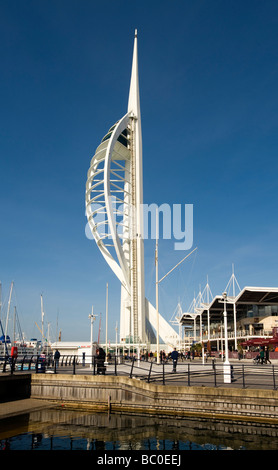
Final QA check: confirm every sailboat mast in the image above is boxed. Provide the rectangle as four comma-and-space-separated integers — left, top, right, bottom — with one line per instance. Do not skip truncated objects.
106, 283, 108, 355
13, 306, 16, 345
0, 282, 2, 324
5, 281, 14, 343
98, 313, 101, 344
41, 294, 44, 347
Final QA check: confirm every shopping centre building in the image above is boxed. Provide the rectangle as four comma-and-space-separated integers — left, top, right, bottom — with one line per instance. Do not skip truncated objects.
180, 286, 278, 352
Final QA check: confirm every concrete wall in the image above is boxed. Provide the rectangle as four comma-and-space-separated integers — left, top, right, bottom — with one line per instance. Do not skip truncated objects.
0, 375, 31, 402
31, 374, 278, 424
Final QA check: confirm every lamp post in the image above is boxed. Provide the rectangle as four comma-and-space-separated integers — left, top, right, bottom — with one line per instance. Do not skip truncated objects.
115, 321, 118, 361
222, 292, 231, 383
105, 283, 108, 356
88, 306, 97, 368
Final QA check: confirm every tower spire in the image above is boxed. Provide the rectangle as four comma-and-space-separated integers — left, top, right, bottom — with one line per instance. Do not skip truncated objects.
86, 31, 181, 347
128, 29, 141, 121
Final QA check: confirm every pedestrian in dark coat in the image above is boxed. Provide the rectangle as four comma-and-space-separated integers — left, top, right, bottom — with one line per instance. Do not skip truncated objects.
171, 348, 179, 372
96, 347, 106, 374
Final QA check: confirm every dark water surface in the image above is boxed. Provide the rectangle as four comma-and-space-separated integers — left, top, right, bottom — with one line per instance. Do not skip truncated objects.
0, 407, 277, 451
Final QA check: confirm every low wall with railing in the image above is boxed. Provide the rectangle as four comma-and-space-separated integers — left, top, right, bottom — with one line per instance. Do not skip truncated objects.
2, 354, 278, 390
30, 374, 278, 424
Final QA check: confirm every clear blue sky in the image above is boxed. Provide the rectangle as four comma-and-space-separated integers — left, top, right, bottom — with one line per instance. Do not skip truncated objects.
1, 0, 278, 343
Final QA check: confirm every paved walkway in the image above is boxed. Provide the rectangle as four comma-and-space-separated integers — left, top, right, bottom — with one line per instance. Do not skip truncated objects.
0, 399, 56, 420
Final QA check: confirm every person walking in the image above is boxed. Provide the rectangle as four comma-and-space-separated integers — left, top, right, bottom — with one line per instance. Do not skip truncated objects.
171, 348, 179, 373
96, 347, 106, 374
265, 347, 271, 364
259, 347, 265, 365
54, 349, 60, 370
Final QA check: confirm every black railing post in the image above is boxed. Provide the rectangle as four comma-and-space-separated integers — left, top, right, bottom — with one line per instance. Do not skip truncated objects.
273, 365, 276, 390
10, 357, 14, 375
73, 356, 76, 375
3, 357, 8, 373
93, 356, 96, 375
35, 355, 39, 373
213, 362, 217, 387
21, 355, 26, 371
242, 364, 245, 388
114, 355, 117, 376
162, 362, 165, 385
130, 356, 135, 378
147, 362, 153, 383
187, 363, 190, 386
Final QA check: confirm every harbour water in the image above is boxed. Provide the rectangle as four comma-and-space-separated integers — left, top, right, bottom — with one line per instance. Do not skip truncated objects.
0, 407, 277, 451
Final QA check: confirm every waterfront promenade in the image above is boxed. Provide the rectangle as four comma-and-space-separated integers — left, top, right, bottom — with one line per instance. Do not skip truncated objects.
2, 356, 278, 390
0, 398, 56, 420
71, 357, 278, 390
1, 357, 278, 422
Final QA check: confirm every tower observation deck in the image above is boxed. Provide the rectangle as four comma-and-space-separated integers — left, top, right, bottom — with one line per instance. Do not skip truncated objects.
85, 31, 180, 347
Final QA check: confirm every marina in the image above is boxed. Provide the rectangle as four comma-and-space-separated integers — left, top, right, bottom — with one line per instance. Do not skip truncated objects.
1, 2, 278, 455
1, 29, 278, 380
1, 407, 278, 451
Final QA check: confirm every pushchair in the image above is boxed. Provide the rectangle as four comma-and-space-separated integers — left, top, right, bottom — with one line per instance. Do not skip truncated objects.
253, 354, 260, 365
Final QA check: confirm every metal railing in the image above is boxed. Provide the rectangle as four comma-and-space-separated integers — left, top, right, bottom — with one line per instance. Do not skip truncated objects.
133, 358, 278, 390
1, 354, 277, 390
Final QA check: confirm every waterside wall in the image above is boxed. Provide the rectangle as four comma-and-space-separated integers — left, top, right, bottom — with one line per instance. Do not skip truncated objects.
0, 375, 31, 402
31, 374, 278, 424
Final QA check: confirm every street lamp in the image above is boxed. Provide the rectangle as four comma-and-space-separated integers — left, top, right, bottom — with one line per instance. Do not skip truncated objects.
222, 292, 231, 383
88, 306, 97, 368
115, 321, 118, 360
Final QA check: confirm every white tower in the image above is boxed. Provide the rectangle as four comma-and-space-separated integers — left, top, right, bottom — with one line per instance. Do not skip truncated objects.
86, 31, 180, 346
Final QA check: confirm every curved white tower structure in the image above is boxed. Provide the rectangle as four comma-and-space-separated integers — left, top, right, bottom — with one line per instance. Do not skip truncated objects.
86, 31, 180, 346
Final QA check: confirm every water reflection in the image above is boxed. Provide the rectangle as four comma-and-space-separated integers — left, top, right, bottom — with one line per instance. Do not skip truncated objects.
0, 408, 278, 450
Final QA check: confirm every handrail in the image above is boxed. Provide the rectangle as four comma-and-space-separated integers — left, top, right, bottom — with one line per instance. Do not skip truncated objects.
1, 354, 277, 391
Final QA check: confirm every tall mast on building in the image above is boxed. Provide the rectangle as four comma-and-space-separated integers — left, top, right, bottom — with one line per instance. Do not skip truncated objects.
85, 31, 180, 347
127, 29, 145, 343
